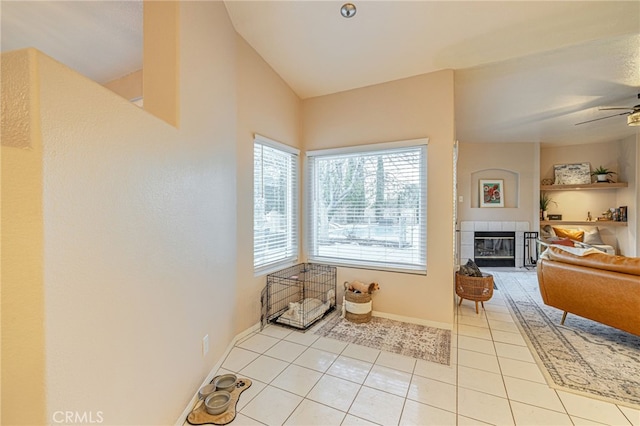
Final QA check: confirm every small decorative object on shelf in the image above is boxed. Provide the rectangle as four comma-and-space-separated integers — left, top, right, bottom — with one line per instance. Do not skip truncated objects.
619, 206, 628, 222
548, 214, 562, 220
591, 166, 617, 183
541, 178, 554, 186
586, 211, 593, 222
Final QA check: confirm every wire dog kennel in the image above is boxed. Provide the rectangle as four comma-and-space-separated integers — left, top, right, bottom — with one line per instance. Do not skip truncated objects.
261, 263, 336, 330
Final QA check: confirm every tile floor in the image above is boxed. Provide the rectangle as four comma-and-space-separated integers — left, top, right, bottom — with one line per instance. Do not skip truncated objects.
190, 271, 640, 425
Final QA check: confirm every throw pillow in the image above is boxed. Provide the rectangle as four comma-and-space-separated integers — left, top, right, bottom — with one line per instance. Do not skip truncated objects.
540, 225, 556, 239
465, 259, 484, 277
552, 238, 574, 247
582, 227, 605, 245
552, 227, 584, 242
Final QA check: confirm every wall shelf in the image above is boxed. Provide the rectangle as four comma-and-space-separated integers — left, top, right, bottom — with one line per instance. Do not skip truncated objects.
541, 220, 627, 227
541, 182, 628, 191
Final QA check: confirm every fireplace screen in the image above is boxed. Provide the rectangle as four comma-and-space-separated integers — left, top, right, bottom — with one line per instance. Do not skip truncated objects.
474, 231, 515, 267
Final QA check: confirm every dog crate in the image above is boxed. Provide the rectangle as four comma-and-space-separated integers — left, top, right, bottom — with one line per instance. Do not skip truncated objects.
261, 263, 336, 330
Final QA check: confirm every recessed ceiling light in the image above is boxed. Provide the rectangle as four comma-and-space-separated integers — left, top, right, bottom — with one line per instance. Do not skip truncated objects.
340, 3, 356, 18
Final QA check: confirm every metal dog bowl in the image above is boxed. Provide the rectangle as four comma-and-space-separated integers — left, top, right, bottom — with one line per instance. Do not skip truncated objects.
204, 390, 231, 415
214, 373, 237, 393
198, 383, 216, 400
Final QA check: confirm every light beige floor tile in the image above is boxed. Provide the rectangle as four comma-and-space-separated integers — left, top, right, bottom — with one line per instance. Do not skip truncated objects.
349, 386, 405, 426
413, 359, 456, 385
342, 343, 380, 363
511, 401, 573, 425
271, 364, 323, 396
307, 374, 361, 412
499, 357, 546, 383
284, 330, 320, 347
494, 341, 535, 362
558, 390, 634, 425
239, 386, 302, 426
457, 387, 515, 426
235, 379, 267, 411
284, 399, 345, 425
239, 355, 289, 384
264, 340, 308, 363
458, 324, 493, 340
311, 336, 349, 354
503, 376, 565, 412
486, 311, 515, 323
488, 318, 520, 333
456, 313, 489, 328
341, 414, 379, 425
457, 365, 507, 398
237, 333, 280, 354
457, 349, 500, 374
375, 351, 416, 373
228, 413, 267, 425
570, 416, 611, 425
491, 329, 527, 346
292, 347, 338, 373
407, 374, 457, 413
620, 406, 640, 426
457, 414, 493, 425
259, 325, 292, 340
457, 335, 496, 355
399, 399, 456, 426
326, 355, 372, 384
221, 347, 261, 373
363, 364, 411, 397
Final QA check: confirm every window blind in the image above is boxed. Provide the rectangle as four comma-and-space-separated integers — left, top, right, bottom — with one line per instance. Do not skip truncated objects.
307, 142, 427, 273
254, 135, 299, 271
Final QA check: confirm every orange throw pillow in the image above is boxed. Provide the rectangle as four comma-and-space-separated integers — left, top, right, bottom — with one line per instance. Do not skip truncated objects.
552, 227, 584, 242
552, 238, 575, 247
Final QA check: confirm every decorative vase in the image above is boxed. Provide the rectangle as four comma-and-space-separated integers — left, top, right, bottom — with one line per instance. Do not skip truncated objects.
542, 210, 548, 220
596, 174, 608, 182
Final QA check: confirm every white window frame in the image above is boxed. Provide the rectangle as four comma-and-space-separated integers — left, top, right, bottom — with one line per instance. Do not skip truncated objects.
253, 134, 299, 274
306, 138, 428, 274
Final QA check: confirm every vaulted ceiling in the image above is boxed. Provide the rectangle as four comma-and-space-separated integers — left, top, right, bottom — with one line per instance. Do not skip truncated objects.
2, 1, 639, 146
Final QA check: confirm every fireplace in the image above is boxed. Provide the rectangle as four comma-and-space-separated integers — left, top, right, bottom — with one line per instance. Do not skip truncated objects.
474, 231, 515, 267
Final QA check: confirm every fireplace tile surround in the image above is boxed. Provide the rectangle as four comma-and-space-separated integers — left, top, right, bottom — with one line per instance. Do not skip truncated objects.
458, 221, 531, 268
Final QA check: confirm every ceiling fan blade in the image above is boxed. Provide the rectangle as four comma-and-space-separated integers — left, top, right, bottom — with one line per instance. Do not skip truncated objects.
598, 107, 634, 111
575, 111, 631, 125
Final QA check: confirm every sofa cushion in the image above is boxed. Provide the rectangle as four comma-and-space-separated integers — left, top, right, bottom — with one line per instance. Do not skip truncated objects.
582, 226, 605, 245
553, 227, 584, 242
547, 247, 640, 276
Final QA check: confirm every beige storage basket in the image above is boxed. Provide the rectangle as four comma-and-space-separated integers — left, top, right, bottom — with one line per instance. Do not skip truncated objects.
344, 283, 372, 323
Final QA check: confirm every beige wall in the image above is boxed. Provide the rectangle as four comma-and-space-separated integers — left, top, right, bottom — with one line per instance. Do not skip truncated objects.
2, 2, 240, 424
302, 71, 456, 327
1, 49, 47, 426
235, 35, 302, 333
457, 142, 538, 224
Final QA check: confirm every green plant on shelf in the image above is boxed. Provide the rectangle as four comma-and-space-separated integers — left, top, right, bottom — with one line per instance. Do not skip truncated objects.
540, 192, 557, 211
590, 166, 617, 177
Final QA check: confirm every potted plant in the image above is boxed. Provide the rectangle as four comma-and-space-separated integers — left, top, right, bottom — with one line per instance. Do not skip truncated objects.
591, 166, 617, 183
540, 192, 556, 220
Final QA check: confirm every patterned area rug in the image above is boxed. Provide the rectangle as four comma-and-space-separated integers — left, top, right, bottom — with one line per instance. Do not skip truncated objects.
313, 314, 451, 365
494, 271, 640, 409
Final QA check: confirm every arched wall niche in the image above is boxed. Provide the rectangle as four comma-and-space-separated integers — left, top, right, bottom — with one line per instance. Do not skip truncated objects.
470, 168, 519, 208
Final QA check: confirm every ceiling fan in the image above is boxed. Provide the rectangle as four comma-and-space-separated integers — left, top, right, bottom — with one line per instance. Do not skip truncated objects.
575, 93, 640, 126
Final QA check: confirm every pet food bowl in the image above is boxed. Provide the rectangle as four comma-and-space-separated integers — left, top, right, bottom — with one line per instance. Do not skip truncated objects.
204, 391, 232, 415
214, 373, 237, 393
198, 383, 216, 400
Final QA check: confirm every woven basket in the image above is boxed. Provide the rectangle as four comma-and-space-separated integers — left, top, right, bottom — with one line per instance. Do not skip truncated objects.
455, 272, 494, 301
455, 272, 494, 313
344, 290, 372, 323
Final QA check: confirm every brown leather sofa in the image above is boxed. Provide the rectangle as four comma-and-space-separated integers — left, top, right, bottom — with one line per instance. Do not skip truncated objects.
537, 246, 640, 336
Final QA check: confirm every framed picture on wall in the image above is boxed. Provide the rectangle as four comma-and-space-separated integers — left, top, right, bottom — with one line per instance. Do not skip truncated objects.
553, 163, 591, 185
479, 179, 504, 208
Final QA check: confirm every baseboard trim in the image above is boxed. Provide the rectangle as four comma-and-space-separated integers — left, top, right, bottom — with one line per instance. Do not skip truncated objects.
174, 321, 261, 425
372, 310, 453, 331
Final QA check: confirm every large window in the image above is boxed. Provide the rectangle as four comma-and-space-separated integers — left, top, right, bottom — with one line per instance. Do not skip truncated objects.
307, 140, 427, 273
254, 135, 299, 272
